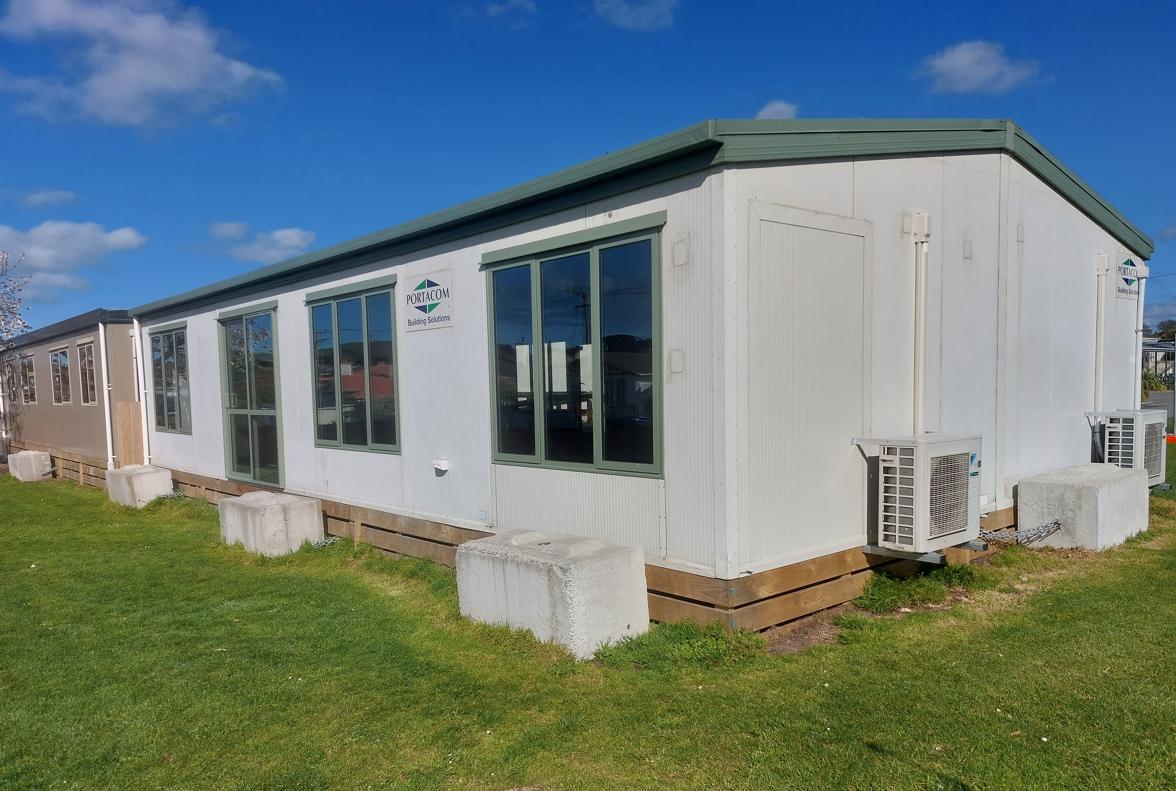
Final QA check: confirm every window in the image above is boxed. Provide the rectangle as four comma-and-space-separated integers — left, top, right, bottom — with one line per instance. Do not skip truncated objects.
308, 285, 399, 451
150, 328, 191, 433
3, 358, 17, 404
50, 348, 71, 404
19, 355, 36, 404
488, 232, 660, 474
78, 343, 98, 405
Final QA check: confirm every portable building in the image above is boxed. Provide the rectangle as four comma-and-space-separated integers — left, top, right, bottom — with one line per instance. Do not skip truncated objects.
115, 119, 1153, 627
1, 309, 144, 476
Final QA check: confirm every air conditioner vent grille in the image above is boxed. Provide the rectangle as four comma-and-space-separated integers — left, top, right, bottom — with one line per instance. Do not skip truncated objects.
879, 445, 916, 547
928, 452, 970, 538
1105, 417, 1136, 468
1145, 421, 1163, 480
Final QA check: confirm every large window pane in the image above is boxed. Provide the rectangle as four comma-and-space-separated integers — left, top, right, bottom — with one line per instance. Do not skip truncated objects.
162, 332, 177, 428
231, 414, 251, 477
366, 292, 396, 446
152, 336, 165, 426
600, 240, 655, 464
79, 344, 96, 405
493, 265, 535, 456
253, 415, 280, 484
247, 314, 275, 411
225, 318, 248, 410
336, 297, 368, 445
312, 303, 338, 442
175, 332, 190, 432
541, 252, 593, 464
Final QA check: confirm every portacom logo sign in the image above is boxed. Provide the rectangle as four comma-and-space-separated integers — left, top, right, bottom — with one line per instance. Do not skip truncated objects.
409, 278, 448, 314
1117, 258, 1139, 300
404, 270, 454, 332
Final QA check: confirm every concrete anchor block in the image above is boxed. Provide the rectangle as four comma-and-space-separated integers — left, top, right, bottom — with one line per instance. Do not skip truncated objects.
456, 529, 649, 660
7, 451, 52, 482
1017, 463, 1149, 550
106, 465, 174, 508
217, 491, 323, 557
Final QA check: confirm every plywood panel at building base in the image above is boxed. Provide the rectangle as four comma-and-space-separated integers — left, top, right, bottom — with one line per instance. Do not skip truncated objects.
112, 400, 143, 467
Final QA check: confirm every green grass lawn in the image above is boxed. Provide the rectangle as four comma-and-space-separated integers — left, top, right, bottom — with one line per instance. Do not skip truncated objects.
2, 476, 1174, 790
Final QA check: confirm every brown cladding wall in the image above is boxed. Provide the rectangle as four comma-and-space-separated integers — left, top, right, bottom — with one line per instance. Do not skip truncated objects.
3, 323, 140, 465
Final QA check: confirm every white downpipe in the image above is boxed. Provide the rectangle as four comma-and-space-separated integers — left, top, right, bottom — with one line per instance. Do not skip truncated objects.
1094, 254, 1109, 412
132, 318, 151, 464
0, 357, 9, 451
1133, 263, 1150, 410
912, 213, 931, 435
98, 322, 116, 469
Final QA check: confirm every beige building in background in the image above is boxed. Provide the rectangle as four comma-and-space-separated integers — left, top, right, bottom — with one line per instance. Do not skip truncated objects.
1, 309, 143, 468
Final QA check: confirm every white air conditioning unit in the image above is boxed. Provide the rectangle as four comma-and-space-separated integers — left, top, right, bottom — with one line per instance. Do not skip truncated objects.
1094, 409, 1167, 487
867, 434, 982, 554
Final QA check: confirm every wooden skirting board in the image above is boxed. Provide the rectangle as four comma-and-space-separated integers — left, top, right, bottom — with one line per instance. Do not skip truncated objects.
8, 442, 1017, 633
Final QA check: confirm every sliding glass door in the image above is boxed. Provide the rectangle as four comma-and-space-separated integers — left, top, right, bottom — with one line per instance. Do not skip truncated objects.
220, 309, 282, 485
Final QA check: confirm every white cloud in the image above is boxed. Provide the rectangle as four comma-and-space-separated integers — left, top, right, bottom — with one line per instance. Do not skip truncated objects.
23, 188, 77, 207
756, 99, 798, 120
594, 0, 677, 31
919, 40, 1038, 94
0, 219, 147, 301
230, 227, 315, 265
1158, 226, 1176, 243
209, 220, 248, 240
0, 0, 282, 127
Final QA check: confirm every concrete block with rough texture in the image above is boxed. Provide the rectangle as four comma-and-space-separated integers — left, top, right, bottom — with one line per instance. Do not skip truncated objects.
217, 491, 323, 557
106, 465, 173, 508
456, 529, 649, 659
1017, 463, 1148, 550
7, 451, 52, 482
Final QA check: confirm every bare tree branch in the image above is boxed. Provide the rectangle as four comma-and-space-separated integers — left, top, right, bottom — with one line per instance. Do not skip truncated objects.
1, 250, 32, 347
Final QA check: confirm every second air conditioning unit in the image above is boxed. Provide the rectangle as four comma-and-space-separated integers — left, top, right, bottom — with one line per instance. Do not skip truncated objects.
1093, 409, 1167, 487
869, 433, 982, 554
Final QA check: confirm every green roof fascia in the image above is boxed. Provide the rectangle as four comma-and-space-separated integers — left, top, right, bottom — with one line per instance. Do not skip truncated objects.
711, 119, 1153, 257
130, 119, 1152, 318
1002, 123, 1152, 258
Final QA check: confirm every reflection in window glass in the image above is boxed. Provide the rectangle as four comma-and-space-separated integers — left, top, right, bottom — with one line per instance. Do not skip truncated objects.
541, 253, 593, 464
225, 318, 248, 410
162, 332, 177, 427
336, 297, 368, 446
20, 355, 36, 404
600, 240, 655, 464
78, 343, 97, 405
247, 313, 275, 411
175, 331, 191, 432
231, 414, 251, 477
253, 414, 280, 484
50, 349, 71, 404
312, 303, 338, 442
366, 292, 396, 446
309, 287, 399, 451
151, 329, 191, 432
493, 265, 535, 456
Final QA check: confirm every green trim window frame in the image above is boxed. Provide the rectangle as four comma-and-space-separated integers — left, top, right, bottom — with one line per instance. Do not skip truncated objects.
218, 305, 283, 487
485, 226, 663, 477
306, 278, 401, 454
49, 347, 71, 405
149, 327, 191, 433
78, 342, 98, 406
19, 354, 36, 405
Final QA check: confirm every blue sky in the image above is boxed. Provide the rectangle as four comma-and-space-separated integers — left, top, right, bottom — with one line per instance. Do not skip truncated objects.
1, 0, 1174, 329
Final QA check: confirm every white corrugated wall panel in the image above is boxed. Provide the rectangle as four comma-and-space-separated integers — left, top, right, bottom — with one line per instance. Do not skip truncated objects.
491, 464, 666, 560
